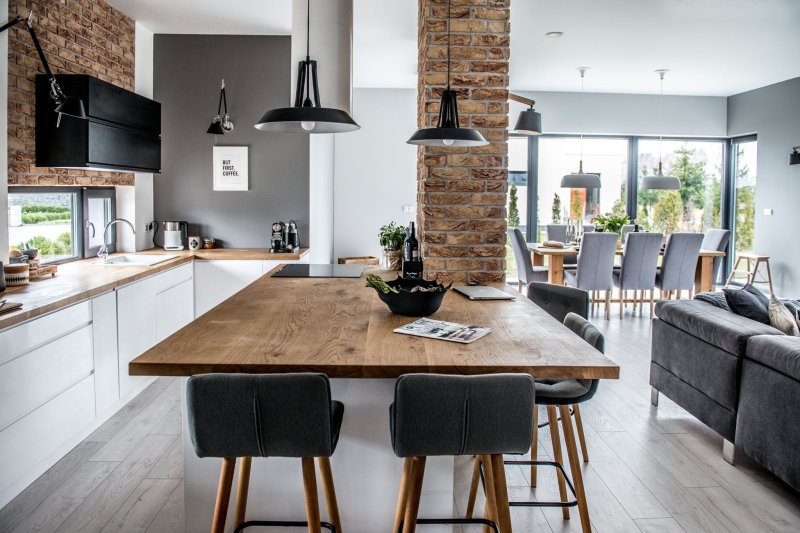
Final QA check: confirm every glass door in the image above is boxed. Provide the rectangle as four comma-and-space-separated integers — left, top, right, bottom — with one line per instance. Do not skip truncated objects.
730, 138, 758, 264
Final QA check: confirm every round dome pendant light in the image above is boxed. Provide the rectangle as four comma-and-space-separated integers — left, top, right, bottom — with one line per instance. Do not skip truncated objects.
254, 0, 359, 134
561, 68, 601, 188
641, 69, 681, 190
407, 0, 487, 147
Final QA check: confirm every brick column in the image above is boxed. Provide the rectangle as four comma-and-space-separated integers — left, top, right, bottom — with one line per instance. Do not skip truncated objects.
417, 0, 510, 284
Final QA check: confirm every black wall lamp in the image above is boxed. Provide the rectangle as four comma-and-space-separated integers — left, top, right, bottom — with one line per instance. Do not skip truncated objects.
510, 93, 542, 135
790, 146, 800, 166
207, 79, 234, 135
1, 11, 85, 126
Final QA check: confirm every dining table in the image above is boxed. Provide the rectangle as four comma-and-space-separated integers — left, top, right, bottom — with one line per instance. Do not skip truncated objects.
527, 242, 725, 293
130, 267, 619, 532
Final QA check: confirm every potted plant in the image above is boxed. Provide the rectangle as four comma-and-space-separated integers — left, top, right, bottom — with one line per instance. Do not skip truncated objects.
592, 212, 630, 245
379, 222, 406, 270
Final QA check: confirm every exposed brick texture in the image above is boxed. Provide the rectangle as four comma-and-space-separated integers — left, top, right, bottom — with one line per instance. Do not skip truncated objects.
8, 0, 135, 186
417, 0, 509, 283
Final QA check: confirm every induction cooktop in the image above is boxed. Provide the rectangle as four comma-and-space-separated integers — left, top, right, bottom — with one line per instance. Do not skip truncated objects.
271, 263, 364, 278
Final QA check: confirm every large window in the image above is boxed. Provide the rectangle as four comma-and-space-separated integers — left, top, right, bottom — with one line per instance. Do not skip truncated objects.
8, 187, 116, 264
731, 138, 757, 259
637, 140, 725, 234
506, 136, 529, 280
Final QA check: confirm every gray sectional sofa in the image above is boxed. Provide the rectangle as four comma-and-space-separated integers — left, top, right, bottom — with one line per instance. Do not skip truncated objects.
650, 299, 800, 491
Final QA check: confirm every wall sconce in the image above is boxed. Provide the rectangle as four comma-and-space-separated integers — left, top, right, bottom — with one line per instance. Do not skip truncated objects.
790, 146, 800, 166
509, 93, 542, 135
0, 11, 86, 126
207, 79, 234, 135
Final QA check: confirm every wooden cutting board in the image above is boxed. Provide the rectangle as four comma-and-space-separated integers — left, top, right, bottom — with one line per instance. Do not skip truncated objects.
0, 301, 23, 315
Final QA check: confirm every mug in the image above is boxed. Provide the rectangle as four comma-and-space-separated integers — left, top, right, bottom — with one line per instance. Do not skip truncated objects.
188, 236, 202, 251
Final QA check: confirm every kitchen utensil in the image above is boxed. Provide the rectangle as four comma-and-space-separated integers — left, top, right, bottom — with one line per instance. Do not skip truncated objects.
0, 300, 23, 315
270, 221, 286, 253
287, 220, 300, 251
4, 263, 30, 286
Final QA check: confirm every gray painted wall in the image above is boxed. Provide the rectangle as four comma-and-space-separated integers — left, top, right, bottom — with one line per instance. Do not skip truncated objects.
728, 77, 800, 296
153, 35, 309, 249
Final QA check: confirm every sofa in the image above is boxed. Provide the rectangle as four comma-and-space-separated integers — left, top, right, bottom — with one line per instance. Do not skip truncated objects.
650, 299, 800, 491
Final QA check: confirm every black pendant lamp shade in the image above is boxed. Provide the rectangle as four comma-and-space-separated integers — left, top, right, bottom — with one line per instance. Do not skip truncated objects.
513, 107, 542, 135
255, 0, 358, 134
207, 79, 234, 135
407, 0, 487, 147
789, 146, 800, 166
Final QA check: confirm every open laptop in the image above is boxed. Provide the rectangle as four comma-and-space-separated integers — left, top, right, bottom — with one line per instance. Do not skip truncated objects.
453, 285, 516, 301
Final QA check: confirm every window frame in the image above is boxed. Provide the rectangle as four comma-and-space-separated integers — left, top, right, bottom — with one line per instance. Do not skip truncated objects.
82, 187, 117, 258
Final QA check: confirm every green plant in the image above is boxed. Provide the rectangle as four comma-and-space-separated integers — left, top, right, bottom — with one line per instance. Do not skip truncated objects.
592, 212, 630, 235
507, 184, 520, 227
379, 222, 406, 251
551, 193, 562, 223
20, 232, 72, 258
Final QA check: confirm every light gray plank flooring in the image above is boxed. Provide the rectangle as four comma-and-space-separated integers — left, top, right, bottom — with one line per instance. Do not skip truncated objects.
2, 310, 799, 532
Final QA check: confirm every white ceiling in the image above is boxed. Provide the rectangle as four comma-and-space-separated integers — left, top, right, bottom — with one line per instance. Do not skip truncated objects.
107, 0, 800, 97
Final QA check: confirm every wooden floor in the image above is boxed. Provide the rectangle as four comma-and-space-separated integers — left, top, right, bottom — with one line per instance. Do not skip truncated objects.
2, 307, 800, 532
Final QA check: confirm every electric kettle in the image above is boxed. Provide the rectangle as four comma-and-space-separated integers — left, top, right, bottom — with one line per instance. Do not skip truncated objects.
162, 221, 188, 250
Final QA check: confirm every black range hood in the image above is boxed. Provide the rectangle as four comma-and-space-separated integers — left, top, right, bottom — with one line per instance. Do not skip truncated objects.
35, 74, 161, 173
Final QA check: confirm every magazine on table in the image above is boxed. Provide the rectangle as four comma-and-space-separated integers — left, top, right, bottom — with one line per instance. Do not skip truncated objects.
394, 317, 492, 344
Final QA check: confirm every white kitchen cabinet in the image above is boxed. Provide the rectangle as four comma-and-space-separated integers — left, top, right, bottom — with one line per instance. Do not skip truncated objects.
117, 263, 193, 397
92, 291, 119, 415
194, 260, 263, 317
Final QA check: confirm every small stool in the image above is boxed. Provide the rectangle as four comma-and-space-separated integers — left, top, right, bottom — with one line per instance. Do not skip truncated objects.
726, 253, 773, 295
391, 373, 535, 533
186, 373, 344, 533
466, 313, 604, 533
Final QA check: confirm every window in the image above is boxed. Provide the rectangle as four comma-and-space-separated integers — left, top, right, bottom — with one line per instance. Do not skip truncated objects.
506, 136, 529, 281
8, 187, 116, 264
637, 140, 725, 234
731, 138, 757, 259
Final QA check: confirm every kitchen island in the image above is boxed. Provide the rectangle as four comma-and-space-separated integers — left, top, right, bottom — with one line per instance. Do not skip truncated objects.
130, 268, 619, 532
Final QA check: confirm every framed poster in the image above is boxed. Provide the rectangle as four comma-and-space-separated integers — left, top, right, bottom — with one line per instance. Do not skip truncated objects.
213, 146, 249, 191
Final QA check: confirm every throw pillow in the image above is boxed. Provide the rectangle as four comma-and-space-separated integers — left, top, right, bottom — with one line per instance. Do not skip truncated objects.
723, 287, 771, 324
769, 295, 800, 336
694, 292, 731, 311
742, 283, 770, 311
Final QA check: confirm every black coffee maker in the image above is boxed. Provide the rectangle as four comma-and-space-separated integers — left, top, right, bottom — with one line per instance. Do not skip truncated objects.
270, 221, 300, 253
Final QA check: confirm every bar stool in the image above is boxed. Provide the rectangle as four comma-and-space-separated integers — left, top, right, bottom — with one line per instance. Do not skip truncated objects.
466, 313, 604, 533
726, 253, 774, 295
391, 373, 535, 533
186, 373, 344, 533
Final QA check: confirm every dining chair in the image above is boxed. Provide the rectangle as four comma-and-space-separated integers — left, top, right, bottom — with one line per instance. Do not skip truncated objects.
620, 225, 636, 244
564, 232, 618, 319
508, 228, 548, 292
545, 224, 568, 243
613, 232, 663, 318
657, 233, 704, 300
582, 225, 595, 234
701, 228, 731, 286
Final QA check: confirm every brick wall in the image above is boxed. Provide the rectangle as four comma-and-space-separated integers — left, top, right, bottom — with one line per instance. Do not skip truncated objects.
8, 0, 135, 186
417, 0, 510, 283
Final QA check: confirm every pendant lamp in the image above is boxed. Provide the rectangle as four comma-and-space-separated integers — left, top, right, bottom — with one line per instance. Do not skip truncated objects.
407, 0, 487, 147
641, 70, 681, 190
510, 93, 542, 135
255, 0, 359, 134
207, 79, 234, 135
561, 68, 601, 188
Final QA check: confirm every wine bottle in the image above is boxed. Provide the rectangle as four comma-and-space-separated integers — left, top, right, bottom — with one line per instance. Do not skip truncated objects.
402, 222, 422, 279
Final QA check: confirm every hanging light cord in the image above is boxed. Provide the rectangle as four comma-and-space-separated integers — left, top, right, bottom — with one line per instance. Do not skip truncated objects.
446, 0, 451, 89
305, 0, 311, 105
658, 71, 665, 165
579, 69, 585, 161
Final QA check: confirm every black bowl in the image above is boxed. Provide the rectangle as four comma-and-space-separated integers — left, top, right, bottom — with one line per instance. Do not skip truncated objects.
375, 277, 448, 317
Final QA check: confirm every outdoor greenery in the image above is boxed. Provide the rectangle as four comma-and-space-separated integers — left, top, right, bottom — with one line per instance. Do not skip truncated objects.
14, 232, 73, 258
508, 184, 520, 227
551, 193, 561, 223
379, 222, 406, 251
20, 205, 71, 225
734, 147, 755, 253
592, 212, 630, 235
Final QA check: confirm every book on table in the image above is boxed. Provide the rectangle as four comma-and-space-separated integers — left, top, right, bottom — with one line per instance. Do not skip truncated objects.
394, 317, 491, 344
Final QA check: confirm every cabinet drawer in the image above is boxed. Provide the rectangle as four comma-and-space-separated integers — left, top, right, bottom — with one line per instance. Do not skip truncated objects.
0, 301, 91, 366
0, 325, 94, 431
151, 263, 193, 294
0, 375, 95, 497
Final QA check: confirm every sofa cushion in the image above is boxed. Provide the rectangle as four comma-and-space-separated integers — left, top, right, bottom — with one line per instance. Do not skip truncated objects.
655, 299, 783, 356
743, 283, 770, 309
746, 335, 800, 381
769, 295, 800, 336
723, 287, 770, 324
694, 291, 730, 311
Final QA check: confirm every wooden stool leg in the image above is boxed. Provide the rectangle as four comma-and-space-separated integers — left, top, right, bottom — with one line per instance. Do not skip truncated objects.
466, 455, 482, 518
559, 405, 591, 533
317, 457, 342, 533
301, 457, 322, 533
490, 454, 512, 533
605, 290, 611, 320
650, 290, 655, 319
233, 456, 251, 529
546, 406, 570, 519
620, 290, 625, 319
394, 457, 415, 533
531, 406, 539, 487
212, 457, 236, 533
481, 455, 498, 533
573, 405, 589, 462
402, 457, 426, 533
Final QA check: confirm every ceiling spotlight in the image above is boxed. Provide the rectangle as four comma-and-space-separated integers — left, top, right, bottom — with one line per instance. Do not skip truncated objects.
545, 31, 564, 38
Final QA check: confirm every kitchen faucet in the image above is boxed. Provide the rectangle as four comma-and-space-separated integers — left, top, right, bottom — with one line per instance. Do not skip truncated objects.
98, 218, 135, 263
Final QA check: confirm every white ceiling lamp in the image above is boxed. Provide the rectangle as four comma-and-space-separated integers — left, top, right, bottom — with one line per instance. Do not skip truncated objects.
641, 69, 681, 190
561, 67, 601, 188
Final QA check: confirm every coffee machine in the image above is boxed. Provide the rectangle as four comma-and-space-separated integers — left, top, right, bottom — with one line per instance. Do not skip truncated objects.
269, 220, 300, 253
163, 221, 188, 250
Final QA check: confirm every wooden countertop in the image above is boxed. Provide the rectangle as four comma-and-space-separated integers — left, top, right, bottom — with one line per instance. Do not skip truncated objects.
130, 269, 620, 380
0, 248, 309, 330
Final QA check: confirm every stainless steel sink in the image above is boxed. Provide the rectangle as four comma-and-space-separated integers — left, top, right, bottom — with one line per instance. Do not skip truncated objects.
91, 254, 178, 266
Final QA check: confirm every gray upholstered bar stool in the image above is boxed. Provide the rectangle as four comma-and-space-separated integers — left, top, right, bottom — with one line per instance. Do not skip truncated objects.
186, 373, 344, 533
391, 373, 535, 533
613, 232, 663, 318
656, 232, 704, 300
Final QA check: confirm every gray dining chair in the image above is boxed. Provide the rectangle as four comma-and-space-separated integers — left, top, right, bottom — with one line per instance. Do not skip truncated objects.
564, 232, 618, 320
613, 232, 663, 319
186, 373, 344, 533
508, 228, 548, 292
582, 225, 595, 234
545, 224, 568, 243
701, 228, 731, 286
657, 233, 704, 300
620, 225, 636, 244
